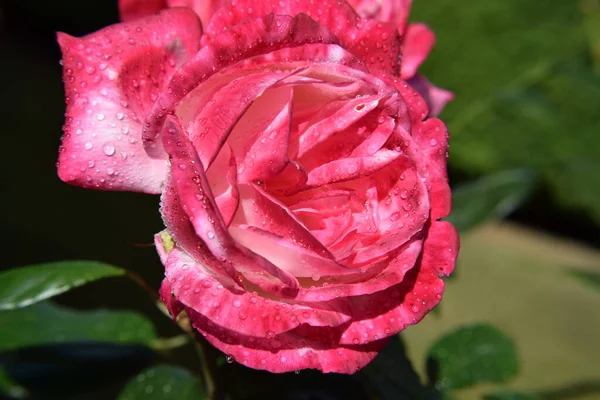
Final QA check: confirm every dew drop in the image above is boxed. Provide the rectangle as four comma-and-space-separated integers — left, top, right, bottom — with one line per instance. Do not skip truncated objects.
102, 143, 116, 156
201, 280, 212, 288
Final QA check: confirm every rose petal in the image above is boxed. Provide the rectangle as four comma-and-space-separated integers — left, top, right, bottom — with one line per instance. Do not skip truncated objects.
306, 149, 402, 188
163, 246, 352, 337
391, 79, 452, 219
338, 220, 458, 344
265, 161, 309, 196
233, 184, 327, 251
230, 225, 357, 278
400, 23, 435, 80
186, 306, 385, 373
159, 279, 184, 320
228, 85, 293, 183
407, 74, 454, 118
346, 0, 412, 32
162, 115, 301, 292
293, 236, 423, 302
412, 118, 451, 219
143, 13, 341, 156
204, 0, 401, 75
119, 0, 225, 25
296, 94, 387, 161
187, 71, 301, 169
206, 143, 239, 226
349, 155, 429, 264
56, 9, 202, 193
119, 0, 168, 21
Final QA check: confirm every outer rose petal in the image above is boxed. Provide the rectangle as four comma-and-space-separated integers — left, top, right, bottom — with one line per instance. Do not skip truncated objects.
159, 279, 184, 320
186, 306, 386, 373
56, 9, 202, 193
119, 0, 167, 21
204, 0, 402, 76
407, 74, 454, 118
161, 245, 352, 338
338, 220, 458, 344
388, 78, 452, 218
170, 0, 226, 25
346, 0, 412, 31
119, 0, 225, 25
400, 23, 435, 80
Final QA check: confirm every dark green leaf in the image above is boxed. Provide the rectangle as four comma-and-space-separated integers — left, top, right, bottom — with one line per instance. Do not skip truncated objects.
0, 302, 156, 352
427, 324, 519, 390
359, 335, 436, 400
446, 169, 536, 232
0, 261, 125, 310
484, 390, 543, 400
568, 270, 600, 292
118, 365, 207, 400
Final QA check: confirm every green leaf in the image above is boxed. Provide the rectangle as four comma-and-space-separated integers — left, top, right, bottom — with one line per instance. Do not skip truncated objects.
359, 335, 436, 400
0, 302, 156, 352
118, 365, 207, 400
427, 324, 519, 390
446, 169, 536, 232
483, 390, 543, 400
568, 269, 600, 292
0, 261, 125, 310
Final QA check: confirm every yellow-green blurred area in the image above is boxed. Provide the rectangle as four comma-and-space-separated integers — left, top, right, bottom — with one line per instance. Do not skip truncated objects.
404, 222, 600, 399
0, 0, 599, 399
406, 0, 600, 397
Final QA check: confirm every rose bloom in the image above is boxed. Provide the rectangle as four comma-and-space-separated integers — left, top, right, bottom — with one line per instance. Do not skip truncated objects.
56, 0, 458, 373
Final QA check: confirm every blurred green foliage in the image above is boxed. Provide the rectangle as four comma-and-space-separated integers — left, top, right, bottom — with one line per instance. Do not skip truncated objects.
412, 0, 600, 224
446, 169, 536, 232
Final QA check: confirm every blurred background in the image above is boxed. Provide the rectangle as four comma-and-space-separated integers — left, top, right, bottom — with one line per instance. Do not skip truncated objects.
0, 0, 599, 399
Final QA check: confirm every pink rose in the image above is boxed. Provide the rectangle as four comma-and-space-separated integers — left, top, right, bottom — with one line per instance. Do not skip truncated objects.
118, 0, 453, 117
57, 0, 458, 374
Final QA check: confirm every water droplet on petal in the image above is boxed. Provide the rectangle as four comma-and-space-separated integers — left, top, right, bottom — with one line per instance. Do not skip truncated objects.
102, 143, 116, 156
